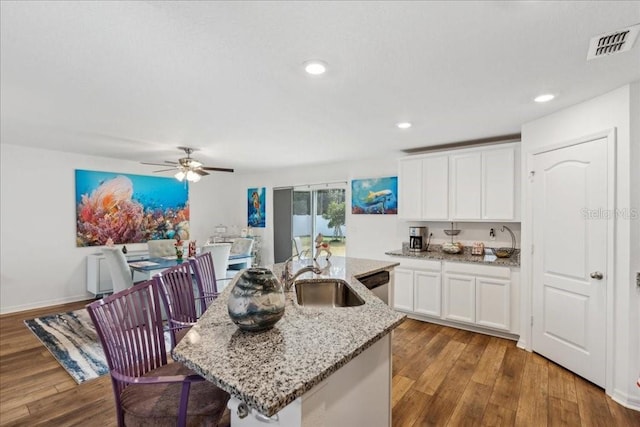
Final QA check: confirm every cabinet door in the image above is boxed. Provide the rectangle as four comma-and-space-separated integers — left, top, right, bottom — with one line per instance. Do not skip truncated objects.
413, 271, 441, 317
398, 158, 423, 219
443, 274, 475, 323
482, 147, 515, 220
476, 277, 510, 331
450, 152, 482, 220
393, 268, 414, 312
97, 257, 113, 294
421, 156, 449, 220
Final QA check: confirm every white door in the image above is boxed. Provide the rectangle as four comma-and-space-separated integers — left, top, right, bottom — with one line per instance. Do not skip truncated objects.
532, 137, 608, 387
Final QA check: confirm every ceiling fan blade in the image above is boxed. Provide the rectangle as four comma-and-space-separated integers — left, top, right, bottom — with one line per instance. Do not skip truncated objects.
153, 168, 178, 173
201, 166, 235, 173
141, 161, 173, 167
194, 169, 210, 176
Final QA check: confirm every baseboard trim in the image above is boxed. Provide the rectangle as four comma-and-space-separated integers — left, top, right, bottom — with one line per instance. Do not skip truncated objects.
401, 312, 520, 341
610, 389, 640, 412
0, 294, 95, 316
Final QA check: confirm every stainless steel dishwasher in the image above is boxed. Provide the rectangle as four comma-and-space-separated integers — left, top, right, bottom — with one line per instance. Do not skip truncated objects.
358, 270, 390, 304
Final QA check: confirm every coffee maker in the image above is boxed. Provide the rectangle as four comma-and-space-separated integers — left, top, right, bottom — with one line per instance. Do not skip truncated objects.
409, 226, 428, 252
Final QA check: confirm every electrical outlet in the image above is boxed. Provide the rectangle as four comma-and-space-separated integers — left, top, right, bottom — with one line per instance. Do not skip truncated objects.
489, 228, 496, 241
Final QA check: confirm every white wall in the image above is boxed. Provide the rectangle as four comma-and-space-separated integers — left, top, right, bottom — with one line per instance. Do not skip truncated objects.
0, 146, 405, 313
520, 82, 640, 409
192, 156, 406, 266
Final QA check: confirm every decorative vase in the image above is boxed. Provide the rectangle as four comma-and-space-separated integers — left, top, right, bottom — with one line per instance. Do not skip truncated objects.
227, 268, 285, 332
176, 248, 184, 261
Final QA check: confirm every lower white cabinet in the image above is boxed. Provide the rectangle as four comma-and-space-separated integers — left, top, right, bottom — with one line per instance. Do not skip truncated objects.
392, 257, 519, 337
393, 260, 441, 316
443, 262, 511, 331
87, 251, 147, 296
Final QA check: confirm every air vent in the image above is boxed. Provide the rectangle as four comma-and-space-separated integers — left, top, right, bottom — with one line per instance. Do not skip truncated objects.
587, 23, 640, 60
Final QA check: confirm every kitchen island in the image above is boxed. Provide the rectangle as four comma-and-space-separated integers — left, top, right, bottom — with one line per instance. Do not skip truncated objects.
172, 257, 404, 426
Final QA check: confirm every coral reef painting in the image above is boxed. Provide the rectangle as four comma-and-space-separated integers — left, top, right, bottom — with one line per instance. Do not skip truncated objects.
75, 170, 189, 247
351, 176, 398, 214
247, 187, 266, 228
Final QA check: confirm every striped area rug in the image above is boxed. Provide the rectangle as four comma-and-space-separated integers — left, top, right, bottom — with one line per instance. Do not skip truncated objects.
24, 309, 108, 384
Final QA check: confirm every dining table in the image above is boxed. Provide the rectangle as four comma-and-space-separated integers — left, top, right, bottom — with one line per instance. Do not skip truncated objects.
128, 253, 254, 280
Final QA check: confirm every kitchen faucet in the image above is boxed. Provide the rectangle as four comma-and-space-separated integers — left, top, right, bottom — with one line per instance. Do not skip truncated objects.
281, 256, 322, 291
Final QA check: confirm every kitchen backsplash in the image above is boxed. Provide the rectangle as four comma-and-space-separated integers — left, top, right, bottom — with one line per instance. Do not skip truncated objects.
402, 221, 521, 249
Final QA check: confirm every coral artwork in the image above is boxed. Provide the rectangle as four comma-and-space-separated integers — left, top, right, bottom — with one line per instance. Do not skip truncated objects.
75, 170, 190, 247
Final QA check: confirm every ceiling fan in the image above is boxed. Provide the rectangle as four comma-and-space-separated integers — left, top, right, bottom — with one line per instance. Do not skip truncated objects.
141, 146, 234, 182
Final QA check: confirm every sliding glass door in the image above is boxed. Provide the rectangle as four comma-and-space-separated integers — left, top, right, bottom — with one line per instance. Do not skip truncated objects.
293, 187, 346, 258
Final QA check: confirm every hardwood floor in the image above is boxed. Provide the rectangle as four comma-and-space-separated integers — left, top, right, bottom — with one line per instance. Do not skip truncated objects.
1, 302, 638, 426
392, 319, 640, 427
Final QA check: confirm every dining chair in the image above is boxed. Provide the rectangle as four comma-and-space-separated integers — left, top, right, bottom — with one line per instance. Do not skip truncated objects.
147, 238, 178, 258
189, 252, 219, 314
230, 237, 254, 257
101, 247, 133, 293
86, 280, 230, 427
200, 243, 232, 291
153, 262, 199, 348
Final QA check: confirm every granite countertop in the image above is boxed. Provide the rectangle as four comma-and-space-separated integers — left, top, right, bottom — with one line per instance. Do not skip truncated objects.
386, 244, 521, 267
171, 257, 405, 417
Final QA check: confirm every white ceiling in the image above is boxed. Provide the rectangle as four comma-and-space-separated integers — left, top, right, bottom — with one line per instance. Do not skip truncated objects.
1, 1, 639, 173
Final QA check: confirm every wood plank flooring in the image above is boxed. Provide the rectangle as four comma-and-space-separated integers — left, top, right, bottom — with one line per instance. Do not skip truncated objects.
1, 301, 638, 426
392, 319, 640, 427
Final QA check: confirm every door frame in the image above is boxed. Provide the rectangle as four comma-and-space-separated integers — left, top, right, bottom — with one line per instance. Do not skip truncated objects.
523, 128, 616, 393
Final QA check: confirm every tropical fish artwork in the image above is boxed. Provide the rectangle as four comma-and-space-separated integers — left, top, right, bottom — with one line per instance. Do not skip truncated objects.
351, 177, 398, 214
247, 187, 266, 228
75, 170, 190, 247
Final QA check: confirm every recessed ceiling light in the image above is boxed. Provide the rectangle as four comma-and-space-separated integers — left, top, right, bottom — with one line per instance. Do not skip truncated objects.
304, 60, 327, 75
396, 122, 412, 129
534, 94, 555, 103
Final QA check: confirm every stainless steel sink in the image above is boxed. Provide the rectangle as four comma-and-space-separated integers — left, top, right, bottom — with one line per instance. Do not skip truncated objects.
294, 279, 365, 307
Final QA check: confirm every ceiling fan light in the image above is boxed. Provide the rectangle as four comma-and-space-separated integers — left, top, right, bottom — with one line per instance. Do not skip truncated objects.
190, 160, 202, 168
186, 170, 201, 182
175, 171, 186, 181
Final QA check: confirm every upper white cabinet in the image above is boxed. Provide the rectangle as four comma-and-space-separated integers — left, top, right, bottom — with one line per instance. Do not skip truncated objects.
398, 142, 519, 221
421, 155, 449, 220
450, 151, 482, 220
398, 154, 449, 220
482, 147, 515, 220
398, 157, 423, 220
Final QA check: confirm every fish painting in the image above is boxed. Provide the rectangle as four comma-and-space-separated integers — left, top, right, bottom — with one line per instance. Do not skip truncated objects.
351, 177, 398, 215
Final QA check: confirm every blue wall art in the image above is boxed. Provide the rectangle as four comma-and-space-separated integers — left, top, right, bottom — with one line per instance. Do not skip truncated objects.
248, 187, 266, 227
351, 176, 398, 214
75, 169, 189, 246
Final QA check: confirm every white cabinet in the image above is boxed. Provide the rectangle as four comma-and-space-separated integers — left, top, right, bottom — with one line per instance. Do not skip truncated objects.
421, 155, 449, 220
398, 157, 423, 219
414, 270, 442, 317
398, 154, 448, 220
450, 152, 482, 220
391, 257, 520, 337
398, 142, 519, 221
394, 268, 415, 312
442, 262, 511, 331
393, 260, 441, 316
87, 251, 147, 296
482, 147, 515, 220
442, 273, 475, 323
